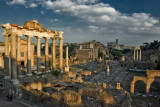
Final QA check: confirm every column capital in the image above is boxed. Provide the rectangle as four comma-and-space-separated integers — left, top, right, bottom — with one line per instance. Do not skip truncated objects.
44, 37, 50, 40
3, 33, 9, 37
59, 37, 63, 40
35, 36, 42, 39
51, 37, 56, 40
25, 35, 33, 38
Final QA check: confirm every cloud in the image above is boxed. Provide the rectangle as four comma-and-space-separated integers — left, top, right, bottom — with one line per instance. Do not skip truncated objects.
49, 26, 71, 33
7, 0, 26, 5
42, 0, 160, 38
51, 19, 59, 22
29, 3, 37, 8
40, 11, 44, 14
88, 26, 99, 32
5, 0, 160, 45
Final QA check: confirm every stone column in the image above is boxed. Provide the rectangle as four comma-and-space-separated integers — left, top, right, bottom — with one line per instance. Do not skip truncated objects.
52, 38, 56, 69
37, 37, 41, 74
59, 38, 63, 72
139, 49, 141, 61
4, 34, 10, 78
134, 49, 135, 60
17, 35, 21, 77
45, 37, 49, 71
137, 49, 138, 61
65, 47, 69, 72
107, 65, 109, 76
130, 84, 135, 94
27, 36, 32, 75
11, 33, 17, 80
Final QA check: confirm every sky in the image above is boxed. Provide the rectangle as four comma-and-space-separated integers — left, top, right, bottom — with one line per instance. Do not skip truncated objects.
0, 0, 160, 46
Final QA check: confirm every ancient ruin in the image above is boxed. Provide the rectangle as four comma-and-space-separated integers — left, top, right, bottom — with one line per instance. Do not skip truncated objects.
0, 20, 64, 83
134, 46, 141, 61
130, 70, 160, 94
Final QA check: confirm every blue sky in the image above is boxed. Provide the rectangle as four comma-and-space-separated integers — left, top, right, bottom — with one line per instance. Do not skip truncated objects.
0, 0, 160, 46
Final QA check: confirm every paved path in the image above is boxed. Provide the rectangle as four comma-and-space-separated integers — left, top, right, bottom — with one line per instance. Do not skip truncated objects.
0, 98, 28, 107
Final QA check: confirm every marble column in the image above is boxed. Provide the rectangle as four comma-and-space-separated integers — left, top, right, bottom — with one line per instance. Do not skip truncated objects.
65, 47, 69, 72
45, 37, 49, 71
52, 38, 56, 69
37, 37, 41, 73
4, 34, 10, 78
27, 36, 32, 75
137, 49, 139, 61
59, 38, 63, 71
17, 35, 21, 76
133, 49, 135, 60
11, 33, 17, 79
140, 49, 141, 61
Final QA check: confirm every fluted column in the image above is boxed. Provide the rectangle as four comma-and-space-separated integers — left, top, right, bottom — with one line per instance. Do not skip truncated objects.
137, 49, 139, 61
37, 37, 41, 73
45, 37, 49, 71
27, 36, 32, 75
17, 35, 21, 76
139, 49, 141, 61
134, 49, 135, 60
4, 34, 10, 78
11, 33, 17, 79
59, 38, 63, 71
52, 38, 56, 69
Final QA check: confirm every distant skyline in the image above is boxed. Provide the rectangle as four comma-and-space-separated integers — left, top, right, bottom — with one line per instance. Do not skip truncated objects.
0, 0, 160, 46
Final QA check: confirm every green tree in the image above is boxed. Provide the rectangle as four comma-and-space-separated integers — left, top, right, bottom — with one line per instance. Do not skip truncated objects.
111, 49, 122, 58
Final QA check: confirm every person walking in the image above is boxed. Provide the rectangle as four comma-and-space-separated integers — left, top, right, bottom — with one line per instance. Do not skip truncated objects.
7, 94, 10, 101
9, 94, 13, 101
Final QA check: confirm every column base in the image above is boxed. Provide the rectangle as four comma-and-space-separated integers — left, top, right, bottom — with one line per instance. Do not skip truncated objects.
26, 73, 32, 76
11, 79, 19, 85
4, 76, 11, 79
65, 66, 69, 73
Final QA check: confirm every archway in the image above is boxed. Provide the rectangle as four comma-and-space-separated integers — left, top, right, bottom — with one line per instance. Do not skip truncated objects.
149, 77, 160, 96
134, 80, 146, 94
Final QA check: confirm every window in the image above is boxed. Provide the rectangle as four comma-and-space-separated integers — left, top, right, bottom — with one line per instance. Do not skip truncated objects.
21, 52, 24, 57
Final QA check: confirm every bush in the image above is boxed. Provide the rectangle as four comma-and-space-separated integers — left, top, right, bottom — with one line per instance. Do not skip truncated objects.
52, 70, 60, 76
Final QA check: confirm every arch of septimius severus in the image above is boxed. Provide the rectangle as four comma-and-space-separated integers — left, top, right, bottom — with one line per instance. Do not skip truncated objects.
0, 20, 64, 83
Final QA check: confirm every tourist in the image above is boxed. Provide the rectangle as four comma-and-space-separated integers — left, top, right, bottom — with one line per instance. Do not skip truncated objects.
9, 94, 13, 101
7, 94, 10, 101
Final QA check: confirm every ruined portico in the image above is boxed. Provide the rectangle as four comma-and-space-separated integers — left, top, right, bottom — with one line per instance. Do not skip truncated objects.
0, 20, 64, 82
134, 46, 141, 61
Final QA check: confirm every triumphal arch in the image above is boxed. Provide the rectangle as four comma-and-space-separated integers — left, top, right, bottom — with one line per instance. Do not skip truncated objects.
0, 20, 64, 83
130, 70, 160, 95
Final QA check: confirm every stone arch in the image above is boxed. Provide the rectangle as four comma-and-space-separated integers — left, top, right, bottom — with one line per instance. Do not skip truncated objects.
149, 79, 160, 95
130, 76, 147, 94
